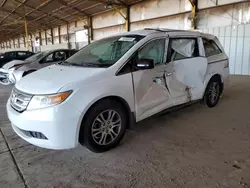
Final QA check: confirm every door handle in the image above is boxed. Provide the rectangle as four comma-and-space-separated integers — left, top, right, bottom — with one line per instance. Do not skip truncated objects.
165, 72, 173, 76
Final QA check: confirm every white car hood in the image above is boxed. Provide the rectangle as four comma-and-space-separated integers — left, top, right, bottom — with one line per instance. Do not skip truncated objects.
2, 60, 26, 69
15, 64, 105, 94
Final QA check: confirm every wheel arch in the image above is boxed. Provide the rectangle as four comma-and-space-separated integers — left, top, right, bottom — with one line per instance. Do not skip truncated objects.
77, 95, 134, 143
203, 73, 224, 99
23, 69, 36, 77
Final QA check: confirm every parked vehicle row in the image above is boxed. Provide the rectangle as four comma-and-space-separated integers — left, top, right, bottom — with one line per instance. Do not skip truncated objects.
0, 51, 34, 67
6, 29, 229, 153
0, 49, 77, 85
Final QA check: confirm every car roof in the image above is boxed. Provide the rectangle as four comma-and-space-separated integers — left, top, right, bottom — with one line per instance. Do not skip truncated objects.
4, 50, 33, 53
44, 49, 77, 53
118, 28, 216, 39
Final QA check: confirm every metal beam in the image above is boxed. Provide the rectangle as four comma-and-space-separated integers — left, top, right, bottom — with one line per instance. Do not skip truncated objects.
39, 32, 42, 46
24, 19, 29, 50
0, 7, 29, 18
18, 37, 20, 48
127, 5, 130, 31
58, 26, 61, 44
189, 0, 197, 30
91, 0, 124, 6
89, 16, 93, 41
45, 30, 48, 45
15, 0, 68, 24
55, 0, 90, 17
117, 0, 127, 6
0, 0, 7, 7
45, 2, 103, 25
0, 0, 27, 25
112, 6, 129, 31
23, 36, 26, 47
23, 0, 84, 26
51, 28, 54, 44
66, 23, 70, 49
0, 0, 55, 35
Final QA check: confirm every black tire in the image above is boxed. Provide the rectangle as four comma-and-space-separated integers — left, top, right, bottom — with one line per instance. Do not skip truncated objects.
81, 99, 127, 153
204, 77, 222, 108
23, 70, 35, 77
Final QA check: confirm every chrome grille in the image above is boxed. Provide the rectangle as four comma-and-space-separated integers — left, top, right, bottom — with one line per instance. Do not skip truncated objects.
10, 88, 32, 112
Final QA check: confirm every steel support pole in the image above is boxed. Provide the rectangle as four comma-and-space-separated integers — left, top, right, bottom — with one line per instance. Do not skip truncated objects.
24, 19, 29, 50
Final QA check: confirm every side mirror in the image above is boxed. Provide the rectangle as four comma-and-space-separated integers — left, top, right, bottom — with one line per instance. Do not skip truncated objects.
135, 59, 154, 70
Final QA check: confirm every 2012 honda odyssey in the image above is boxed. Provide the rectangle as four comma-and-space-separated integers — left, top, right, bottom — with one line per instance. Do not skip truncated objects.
7, 29, 229, 153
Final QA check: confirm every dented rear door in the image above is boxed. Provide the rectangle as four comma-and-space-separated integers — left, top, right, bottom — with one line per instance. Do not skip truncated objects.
164, 37, 207, 105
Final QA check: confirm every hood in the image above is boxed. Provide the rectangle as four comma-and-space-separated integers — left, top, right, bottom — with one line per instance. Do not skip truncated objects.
15, 64, 105, 94
17, 61, 39, 71
2, 60, 28, 69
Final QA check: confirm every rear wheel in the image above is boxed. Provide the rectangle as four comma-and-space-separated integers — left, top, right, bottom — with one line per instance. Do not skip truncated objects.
204, 77, 222, 108
80, 99, 127, 153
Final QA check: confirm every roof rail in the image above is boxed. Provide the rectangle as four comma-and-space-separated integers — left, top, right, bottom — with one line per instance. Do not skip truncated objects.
144, 28, 196, 33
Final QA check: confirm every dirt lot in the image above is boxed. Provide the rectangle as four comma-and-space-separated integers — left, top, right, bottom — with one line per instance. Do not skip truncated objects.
0, 75, 250, 188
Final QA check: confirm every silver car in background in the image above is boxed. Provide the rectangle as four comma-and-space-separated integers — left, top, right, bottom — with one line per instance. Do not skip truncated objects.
0, 49, 77, 85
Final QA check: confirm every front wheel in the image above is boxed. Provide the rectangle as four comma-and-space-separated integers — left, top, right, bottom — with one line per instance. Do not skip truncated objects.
81, 99, 127, 153
204, 77, 222, 108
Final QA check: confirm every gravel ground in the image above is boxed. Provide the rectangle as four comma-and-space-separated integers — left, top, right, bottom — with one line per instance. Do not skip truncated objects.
0, 75, 250, 188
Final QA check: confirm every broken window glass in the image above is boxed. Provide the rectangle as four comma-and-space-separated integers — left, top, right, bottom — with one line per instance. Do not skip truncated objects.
169, 38, 199, 61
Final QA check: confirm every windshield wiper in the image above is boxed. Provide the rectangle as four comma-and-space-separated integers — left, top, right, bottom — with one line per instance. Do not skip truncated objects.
63, 62, 111, 68
57, 61, 77, 66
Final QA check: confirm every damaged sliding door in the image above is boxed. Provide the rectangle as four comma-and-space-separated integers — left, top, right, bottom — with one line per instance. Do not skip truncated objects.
165, 37, 207, 105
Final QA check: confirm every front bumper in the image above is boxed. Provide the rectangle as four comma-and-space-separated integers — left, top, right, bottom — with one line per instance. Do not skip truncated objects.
7, 99, 82, 150
0, 69, 11, 85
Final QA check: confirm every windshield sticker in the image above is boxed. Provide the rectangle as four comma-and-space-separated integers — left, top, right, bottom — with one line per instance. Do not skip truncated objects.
118, 37, 135, 42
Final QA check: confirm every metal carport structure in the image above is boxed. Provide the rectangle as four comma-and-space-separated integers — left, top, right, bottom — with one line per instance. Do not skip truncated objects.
0, 0, 147, 48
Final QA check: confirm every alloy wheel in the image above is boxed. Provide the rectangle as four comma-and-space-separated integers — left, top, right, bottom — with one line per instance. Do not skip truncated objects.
91, 110, 122, 146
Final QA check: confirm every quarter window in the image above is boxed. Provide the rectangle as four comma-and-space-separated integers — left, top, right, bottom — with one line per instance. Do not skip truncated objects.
168, 38, 199, 62
138, 39, 165, 66
202, 38, 222, 57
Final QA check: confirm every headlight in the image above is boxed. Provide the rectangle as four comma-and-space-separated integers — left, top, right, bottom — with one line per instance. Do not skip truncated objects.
9, 67, 15, 72
27, 90, 72, 110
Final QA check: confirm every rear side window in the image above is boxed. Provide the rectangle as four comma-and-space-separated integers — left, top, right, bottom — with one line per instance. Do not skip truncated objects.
168, 38, 199, 62
17, 52, 27, 58
202, 38, 222, 57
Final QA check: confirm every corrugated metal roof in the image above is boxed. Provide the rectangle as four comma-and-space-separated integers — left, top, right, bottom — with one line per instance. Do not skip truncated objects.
0, 0, 145, 41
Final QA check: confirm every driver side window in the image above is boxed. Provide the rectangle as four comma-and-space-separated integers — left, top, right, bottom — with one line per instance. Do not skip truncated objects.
138, 39, 165, 66
44, 53, 53, 63
43, 51, 66, 63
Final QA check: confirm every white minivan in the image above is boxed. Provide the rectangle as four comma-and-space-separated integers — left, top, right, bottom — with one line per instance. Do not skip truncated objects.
7, 29, 229, 153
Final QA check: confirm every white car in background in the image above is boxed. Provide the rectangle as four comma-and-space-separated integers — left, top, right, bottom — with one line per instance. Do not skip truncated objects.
7, 28, 229, 153
0, 60, 26, 85
0, 49, 77, 85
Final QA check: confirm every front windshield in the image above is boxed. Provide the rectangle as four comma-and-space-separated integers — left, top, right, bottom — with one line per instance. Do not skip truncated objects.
25, 51, 47, 61
65, 35, 144, 68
